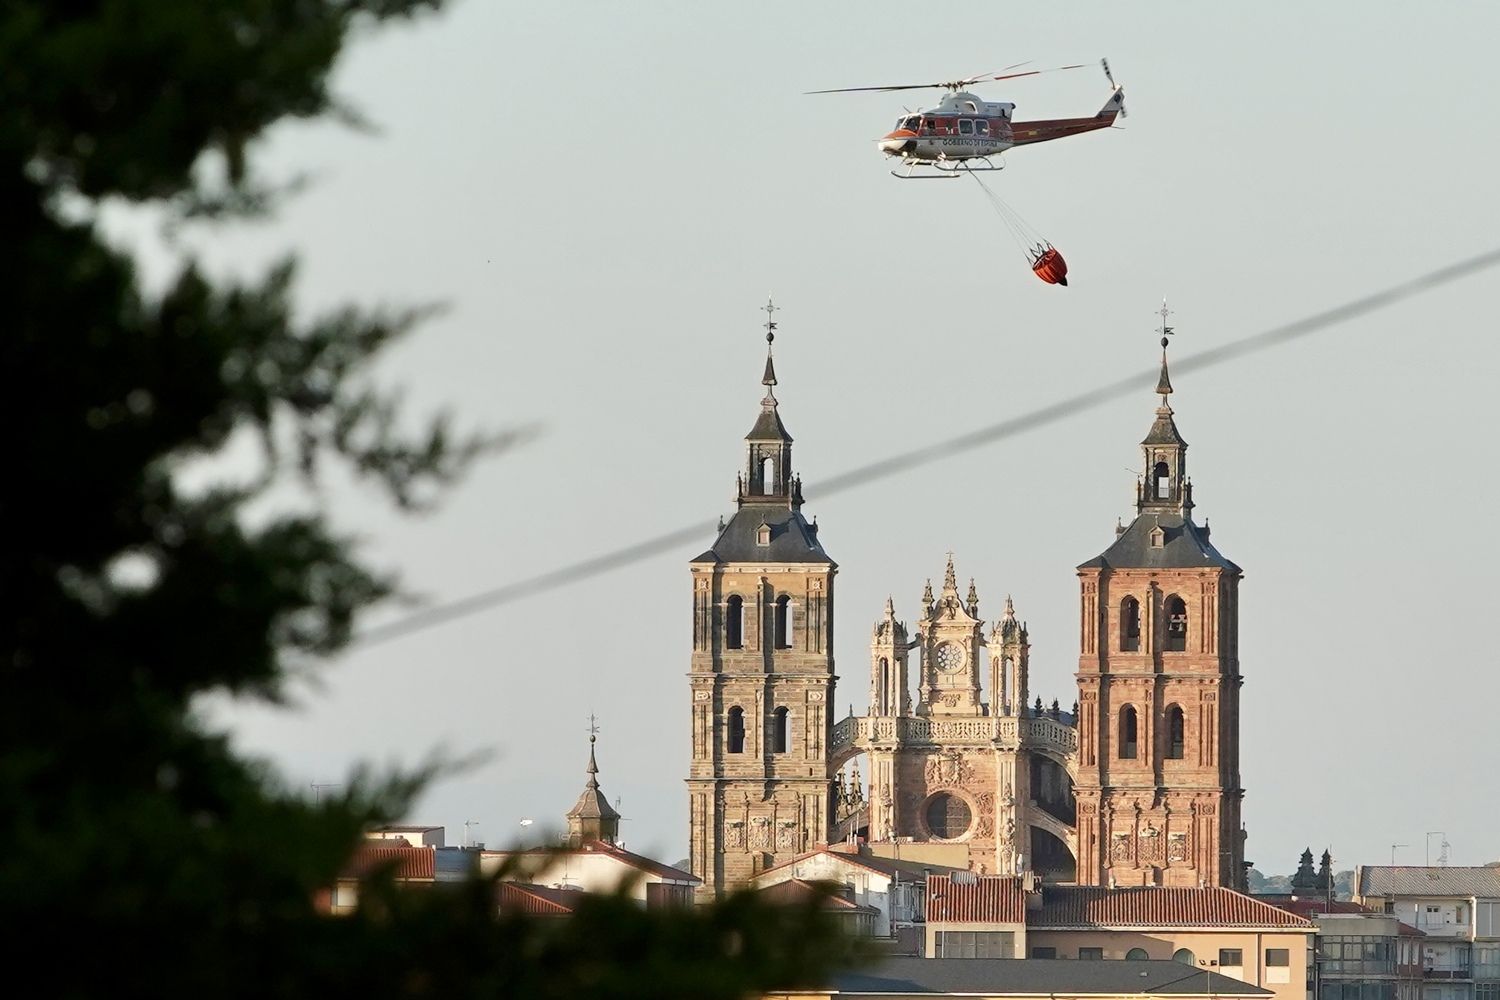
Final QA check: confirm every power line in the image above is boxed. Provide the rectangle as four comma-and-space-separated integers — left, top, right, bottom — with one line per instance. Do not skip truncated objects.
353, 245, 1500, 648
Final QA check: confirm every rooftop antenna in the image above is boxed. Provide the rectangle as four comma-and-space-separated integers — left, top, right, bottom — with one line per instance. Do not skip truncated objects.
464, 819, 483, 848
1425, 831, 1449, 867
311, 782, 341, 806
1390, 843, 1408, 865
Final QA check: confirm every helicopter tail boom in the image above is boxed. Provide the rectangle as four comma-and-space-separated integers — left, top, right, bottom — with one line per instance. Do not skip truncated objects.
1008, 87, 1124, 146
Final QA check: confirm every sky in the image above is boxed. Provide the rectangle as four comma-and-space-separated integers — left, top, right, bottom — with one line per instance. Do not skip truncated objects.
111, 1, 1500, 872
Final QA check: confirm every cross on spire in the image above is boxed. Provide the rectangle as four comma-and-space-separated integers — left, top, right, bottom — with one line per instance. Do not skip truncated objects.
761, 296, 779, 390
1155, 299, 1176, 402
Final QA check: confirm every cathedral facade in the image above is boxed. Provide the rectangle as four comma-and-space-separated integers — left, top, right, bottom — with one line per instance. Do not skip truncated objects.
687, 318, 1246, 897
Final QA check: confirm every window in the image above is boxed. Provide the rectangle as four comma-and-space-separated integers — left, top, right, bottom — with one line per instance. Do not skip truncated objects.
1127, 948, 1150, 961
925, 792, 973, 840
976, 119, 990, 136
1031, 947, 1057, 959
1165, 595, 1188, 651
1120, 596, 1141, 651
938, 931, 1015, 959
1174, 948, 1197, 966
1267, 947, 1290, 984
1220, 949, 1244, 968
1166, 705, 1186, 759
1478, 901, 1500, 937
1154, 460, 1172, 499
727, 707, 745, 754
1119, 705, 1138, 759
772, 707, 790, 754
958, 119, 974, 135
725, 595, 744, 649
774, 595, 791, 648
1079, 948, 1104, 961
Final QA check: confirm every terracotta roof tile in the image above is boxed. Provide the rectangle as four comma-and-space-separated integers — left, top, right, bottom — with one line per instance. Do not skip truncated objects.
1034, 886, 1314, 928
341, 845, 436, 881
926, 874, 1026, 923
498, 882, 585, 915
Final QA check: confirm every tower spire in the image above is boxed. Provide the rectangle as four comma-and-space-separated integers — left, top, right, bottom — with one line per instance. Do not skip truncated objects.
1156, 298, 1175, 405
761, 296, 779, 394
566, 714, 620, 845
1138, 299, 1189, 514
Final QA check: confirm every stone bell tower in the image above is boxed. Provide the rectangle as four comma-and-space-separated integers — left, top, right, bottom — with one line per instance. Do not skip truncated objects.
686, 301, 836, 898
1073, 305, 1246, 889
916, 557, 986, 717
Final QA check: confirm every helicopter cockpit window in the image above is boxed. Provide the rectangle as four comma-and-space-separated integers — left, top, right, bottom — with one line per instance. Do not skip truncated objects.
901, 116, 920, 131
958, 119, 974, 136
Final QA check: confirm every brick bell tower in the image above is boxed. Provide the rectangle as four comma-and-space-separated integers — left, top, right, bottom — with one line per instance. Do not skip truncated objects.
1073, 305, 1246, 889
686, 301, 836, 899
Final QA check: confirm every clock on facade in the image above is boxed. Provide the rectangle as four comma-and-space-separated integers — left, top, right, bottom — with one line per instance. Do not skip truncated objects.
934, 641, 965, 672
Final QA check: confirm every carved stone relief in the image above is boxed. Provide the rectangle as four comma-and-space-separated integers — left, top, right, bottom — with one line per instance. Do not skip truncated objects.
924, 751, 973, 787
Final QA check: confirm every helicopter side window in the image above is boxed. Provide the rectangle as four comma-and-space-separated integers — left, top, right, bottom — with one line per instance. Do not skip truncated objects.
958, 119, 974, 136
975, 119, 990, 136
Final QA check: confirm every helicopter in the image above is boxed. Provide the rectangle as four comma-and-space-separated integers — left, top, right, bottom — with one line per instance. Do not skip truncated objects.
809, 59, 1126, 179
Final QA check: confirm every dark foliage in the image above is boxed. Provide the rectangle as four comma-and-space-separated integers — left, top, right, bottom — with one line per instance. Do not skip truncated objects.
0, 4, 856, 995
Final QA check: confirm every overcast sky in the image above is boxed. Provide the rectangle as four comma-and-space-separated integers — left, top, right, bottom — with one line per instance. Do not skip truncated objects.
115, 1, 1499, 871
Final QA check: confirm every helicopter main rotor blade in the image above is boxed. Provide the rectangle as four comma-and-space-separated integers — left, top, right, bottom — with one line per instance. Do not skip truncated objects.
806, 62, 1092, 95
805, 83, 956, 94
987, 63, 1089, 82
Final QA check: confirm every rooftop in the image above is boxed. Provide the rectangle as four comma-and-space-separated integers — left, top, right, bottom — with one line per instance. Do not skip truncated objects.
340, 844, 436, 881
1034, 885, 1314, 929
692, 504, 833, 565
806, 958, 1273, 997
1356, 866, 1500, 898
1079, 512, 1240, 572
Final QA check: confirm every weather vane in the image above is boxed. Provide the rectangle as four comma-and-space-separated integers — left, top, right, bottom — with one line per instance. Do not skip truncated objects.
762, 296, 779, 345
587, 713, 599, 743
1157, 299, 1175, 348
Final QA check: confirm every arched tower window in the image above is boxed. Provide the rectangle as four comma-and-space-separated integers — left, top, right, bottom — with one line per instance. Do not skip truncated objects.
1166, 704, 1185, 759
760, 456, 776, 494
879, 657, 890, 708
774, 595, 791, 649
1153, 461, 1172, 500
725, 595, 744, 649
1119, 705, 1138, 759
772, 707, 790, 753
727, 707, 745, 754
1164, 595, 1188, 651
1120, 596, 1141, 652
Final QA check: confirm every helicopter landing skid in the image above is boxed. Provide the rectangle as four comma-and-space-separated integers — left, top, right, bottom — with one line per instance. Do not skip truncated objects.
891, 156, 1004, 180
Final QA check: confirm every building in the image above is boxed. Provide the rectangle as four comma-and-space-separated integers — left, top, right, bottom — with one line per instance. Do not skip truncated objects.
923, 874, 1314, 1000
750, 845, 968, 939
367, 824, 446, 848
686, 316, 838, 896
1255, 850, 1426, 1000
487, 735, 699, 908
321, 841, 475, 914
689, 309, 1250, 897
1070, 335, 1246, 889
765, 958, 1274, 1000
1352, 867, 1500, 1000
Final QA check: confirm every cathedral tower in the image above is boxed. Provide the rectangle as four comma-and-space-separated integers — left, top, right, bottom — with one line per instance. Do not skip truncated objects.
686, 303, 836, 897
1073, 312, 1246, 889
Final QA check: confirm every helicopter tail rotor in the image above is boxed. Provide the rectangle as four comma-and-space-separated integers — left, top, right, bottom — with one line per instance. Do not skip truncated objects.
1101, 58, 1127, 118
